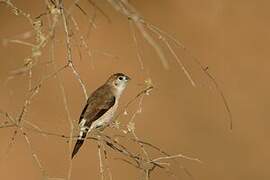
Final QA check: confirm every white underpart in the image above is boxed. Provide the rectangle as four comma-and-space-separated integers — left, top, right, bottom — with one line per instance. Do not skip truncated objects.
79, 100, 119, 138
78, 119, 87, 139
79, 119, 86, 128
90, 100, 118, 131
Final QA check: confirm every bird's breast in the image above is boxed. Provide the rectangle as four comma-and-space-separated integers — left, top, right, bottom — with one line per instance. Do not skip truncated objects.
95, 101, 118, 127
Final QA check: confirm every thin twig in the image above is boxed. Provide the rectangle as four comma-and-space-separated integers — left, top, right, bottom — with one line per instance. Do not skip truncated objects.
145, 21, 233, 129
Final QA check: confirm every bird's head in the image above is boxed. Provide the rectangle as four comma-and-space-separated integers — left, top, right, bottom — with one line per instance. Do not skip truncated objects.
106, 73, 131, 96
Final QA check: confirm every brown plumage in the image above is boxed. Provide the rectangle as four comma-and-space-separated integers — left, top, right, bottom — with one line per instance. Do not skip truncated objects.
72, 73, 130, 159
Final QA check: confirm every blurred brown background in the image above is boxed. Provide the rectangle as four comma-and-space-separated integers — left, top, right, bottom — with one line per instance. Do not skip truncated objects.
0, 0, 270, 180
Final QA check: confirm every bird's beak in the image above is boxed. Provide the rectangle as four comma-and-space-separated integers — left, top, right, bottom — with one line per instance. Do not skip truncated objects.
126, 75, 131, 81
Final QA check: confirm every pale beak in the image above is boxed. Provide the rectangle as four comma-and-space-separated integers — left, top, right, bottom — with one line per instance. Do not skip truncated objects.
125, 75, 131, 81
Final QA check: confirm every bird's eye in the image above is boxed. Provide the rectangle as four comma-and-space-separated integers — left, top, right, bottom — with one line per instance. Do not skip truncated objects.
118, 76, 124, 81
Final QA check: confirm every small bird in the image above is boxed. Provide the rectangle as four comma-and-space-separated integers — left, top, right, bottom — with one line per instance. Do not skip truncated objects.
71, 73, 131, 159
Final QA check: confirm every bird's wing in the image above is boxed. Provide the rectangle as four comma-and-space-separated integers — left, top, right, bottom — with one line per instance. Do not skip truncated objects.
78, 103, 89, 124
79, 85, 115, 128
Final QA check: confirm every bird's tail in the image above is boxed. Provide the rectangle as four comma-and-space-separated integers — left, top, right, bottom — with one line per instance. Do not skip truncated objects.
71, 131, 87, 159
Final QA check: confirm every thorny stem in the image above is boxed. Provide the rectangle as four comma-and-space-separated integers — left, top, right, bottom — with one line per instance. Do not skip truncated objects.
129, 20, 144, 70
106, 0, 169, 70
146, 22, 233, 129
61, 6, 88, 100
50, 32, 74, 180
22, 130, 48, 178
2, 112, 201, 180
114, 86, 153, 120
152, 154, 202, 164
97, 137, 105, 180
